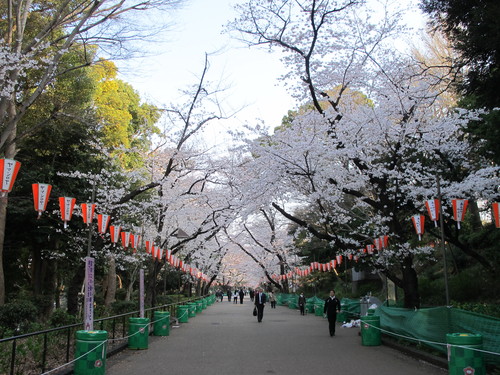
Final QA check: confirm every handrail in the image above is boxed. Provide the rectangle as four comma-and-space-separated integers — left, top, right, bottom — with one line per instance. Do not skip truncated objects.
0, 296, 204, 343
0, 296, 208, 375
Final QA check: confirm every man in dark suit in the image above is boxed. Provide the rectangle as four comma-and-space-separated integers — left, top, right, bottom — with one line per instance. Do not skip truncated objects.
324, 290, 341, 336
254, 288, 267, 323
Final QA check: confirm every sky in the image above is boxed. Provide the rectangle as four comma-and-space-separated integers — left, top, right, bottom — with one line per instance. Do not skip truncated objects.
116, 0, 429, 149
117, 0, 296, 145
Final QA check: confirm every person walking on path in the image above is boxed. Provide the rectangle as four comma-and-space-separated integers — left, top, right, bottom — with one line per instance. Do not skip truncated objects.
298, 293, 306, 315
233, 290, 239, 304
268, 291, 276, 308
239, 289, 244, 304
254, 288, 267, 322
227, 290, 232, 302
324, 290, 341, 336
249, 289, 254, 302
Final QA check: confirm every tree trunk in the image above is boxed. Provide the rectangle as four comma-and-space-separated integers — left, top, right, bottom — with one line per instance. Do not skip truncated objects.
126, 266, 139, 302
145, 262, 161, 306
0, 98, 18, 305
401, 256, 420, 309
0, 197, 7, 305
55, 263, 61, 309
67, 264, 85, 316
104, 255, 116, 308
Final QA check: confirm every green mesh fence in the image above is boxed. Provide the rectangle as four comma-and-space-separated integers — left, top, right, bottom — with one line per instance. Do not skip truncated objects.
276, 293, 297, 306
306, 296, 324, 305
376, 306, 500, 366
341, 298, 361, 317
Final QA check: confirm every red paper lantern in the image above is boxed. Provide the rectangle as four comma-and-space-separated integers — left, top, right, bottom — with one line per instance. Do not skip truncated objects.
452, 199, 468, 229
97, 214, 110, 234
109, 225, 121, 243
80, 203, 96, 225
0, 158, 21, 195
32, 183, 52, 218
492, 203, 500, 228
411, 214, 425, 240
130, 234, 141, 253
425, 199, 440, 227
59, 197, 76, 229
121, 232, 131, 249
381, 235, 389, 248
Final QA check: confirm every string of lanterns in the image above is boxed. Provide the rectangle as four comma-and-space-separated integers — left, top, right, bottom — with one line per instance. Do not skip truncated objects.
1, 159, 210, 283
3, 158, 498, 284
272, 200, 499, 281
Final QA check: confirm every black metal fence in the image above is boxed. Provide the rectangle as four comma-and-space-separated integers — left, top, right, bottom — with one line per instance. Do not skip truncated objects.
0, 299, 199, 375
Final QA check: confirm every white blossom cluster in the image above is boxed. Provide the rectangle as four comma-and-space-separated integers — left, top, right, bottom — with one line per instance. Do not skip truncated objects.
225, 0, 500, 284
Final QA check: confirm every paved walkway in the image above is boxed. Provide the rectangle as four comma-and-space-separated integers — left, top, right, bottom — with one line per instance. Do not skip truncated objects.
106, 300, 447, 375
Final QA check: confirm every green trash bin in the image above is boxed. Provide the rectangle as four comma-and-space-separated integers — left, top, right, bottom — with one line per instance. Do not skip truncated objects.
153, 311, 170, 336
177, 305, 189, 323
315, 304, 324, 316
202, 299, 207, 309
361, 315, 381, 346
74, 330, 108, 375
446, 333, 485, 375
367, 308, 376, 316
288, 301, 297, 309
128, 317, 149, 349
187, 302, 197, 317
195, 301, 203, 313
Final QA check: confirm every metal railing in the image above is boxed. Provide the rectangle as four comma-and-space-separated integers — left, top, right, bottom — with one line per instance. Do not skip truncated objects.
0, 297, 205, 375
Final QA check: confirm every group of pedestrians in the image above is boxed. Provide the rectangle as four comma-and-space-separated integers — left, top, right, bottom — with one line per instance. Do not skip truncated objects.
216, 286, 341, 336
249, 288, 341, 337
217, 288, 246, 304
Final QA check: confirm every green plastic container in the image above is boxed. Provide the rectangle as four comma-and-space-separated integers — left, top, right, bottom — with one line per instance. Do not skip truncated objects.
187, 303, 197, 317
195, 301, 203, 313
446, 333, 485, 375
367, 308, 376, 316
153, 311, 170, 336
128, 317, 149, 349
360, 315, 381, 346
315, 304, 324, 316
177, 305, 189, 323
74, 330, 108, 375
202, 299, 207, 309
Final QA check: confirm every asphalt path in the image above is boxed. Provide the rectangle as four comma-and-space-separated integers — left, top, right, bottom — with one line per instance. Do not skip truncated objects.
106, 299, 447, 375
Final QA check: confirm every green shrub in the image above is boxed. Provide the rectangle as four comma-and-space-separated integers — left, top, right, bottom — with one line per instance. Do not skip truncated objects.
49, 309, 77, 327
0, 300, 38, 332
115, 288, 127, 300
451, 301, 500, 318
156, 294, 183, 305
111, 300, 137, 315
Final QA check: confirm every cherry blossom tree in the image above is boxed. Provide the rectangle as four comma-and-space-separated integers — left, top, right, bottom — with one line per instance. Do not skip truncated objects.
227, 0, 500, 307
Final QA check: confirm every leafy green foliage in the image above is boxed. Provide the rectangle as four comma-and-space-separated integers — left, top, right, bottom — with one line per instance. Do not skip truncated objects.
0, 300, 38, 333
91, 59, 162, 169
422, 0, 500, 163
